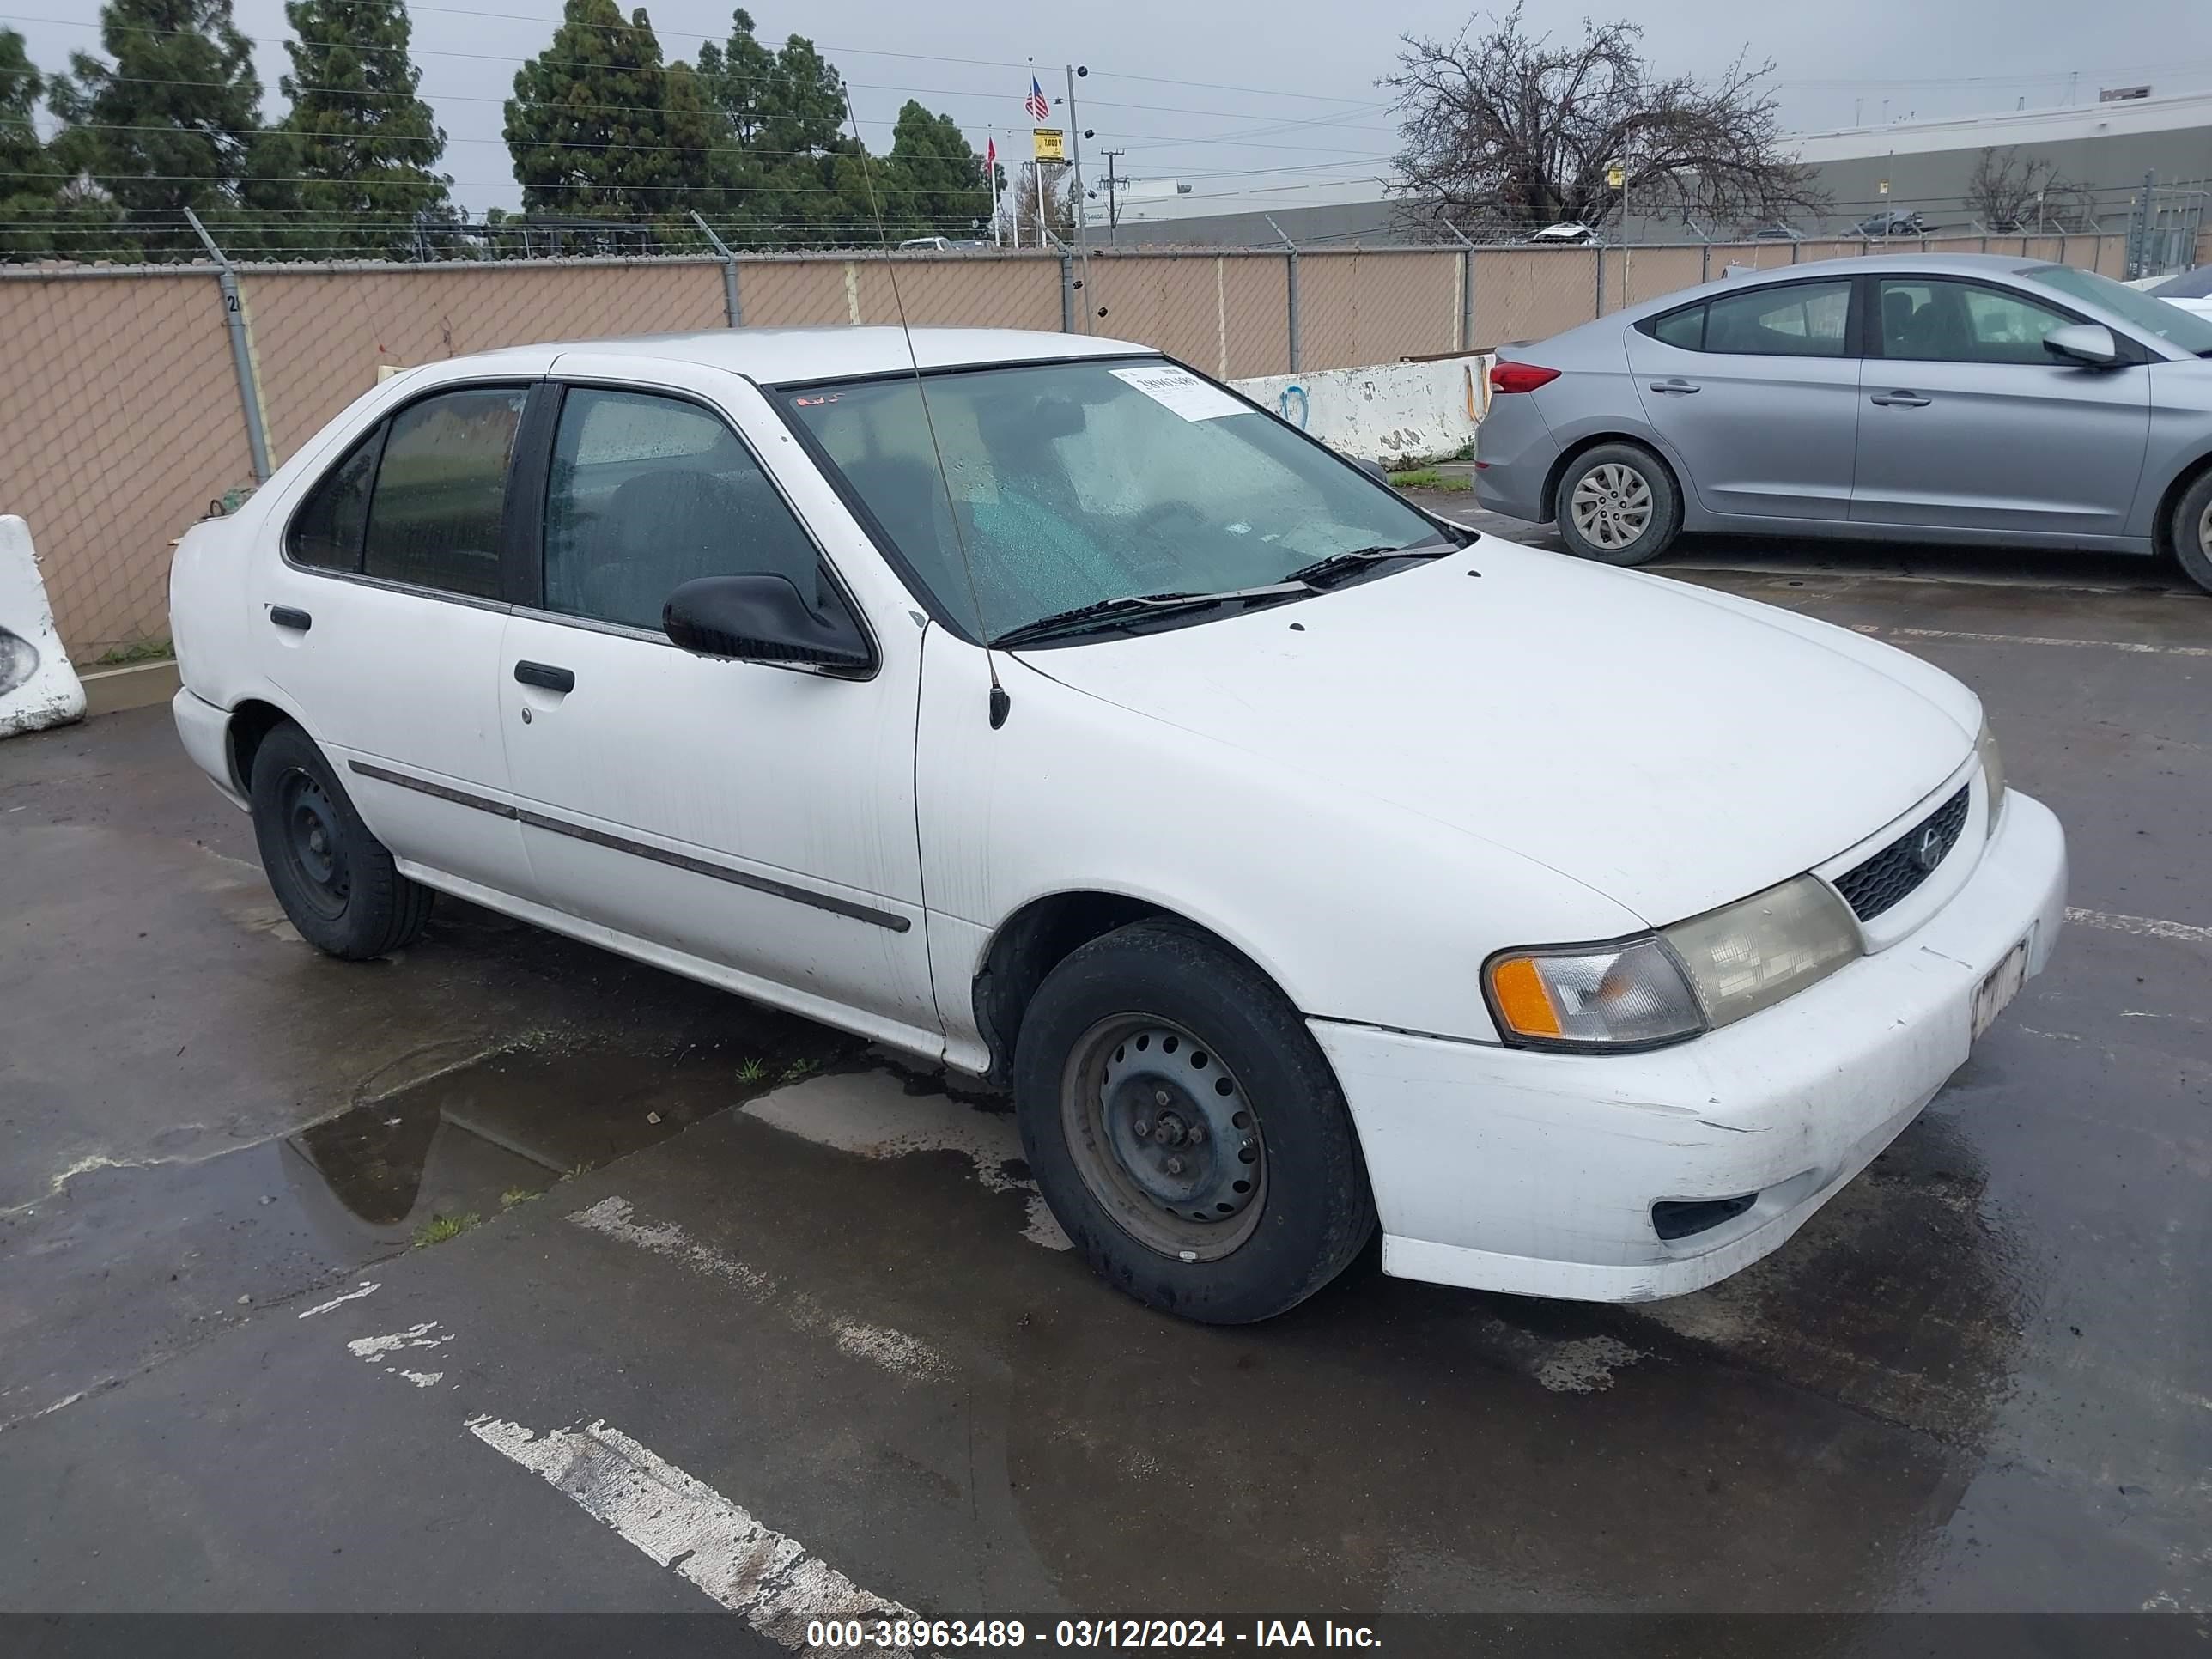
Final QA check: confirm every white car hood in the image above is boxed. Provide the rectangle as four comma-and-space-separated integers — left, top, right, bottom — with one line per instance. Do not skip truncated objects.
1016, 540, 1975, 926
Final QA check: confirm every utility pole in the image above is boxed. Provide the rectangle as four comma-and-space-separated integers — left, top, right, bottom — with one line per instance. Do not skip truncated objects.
1102, 149, 1126, 240
1065, 63, 1090, 258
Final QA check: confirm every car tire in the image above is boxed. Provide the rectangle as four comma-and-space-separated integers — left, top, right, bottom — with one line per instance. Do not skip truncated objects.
248, 721, 433, 960
2169, 468, 2212, 596
1012, 919, 1376, 1324
1553, 441, 1681, 566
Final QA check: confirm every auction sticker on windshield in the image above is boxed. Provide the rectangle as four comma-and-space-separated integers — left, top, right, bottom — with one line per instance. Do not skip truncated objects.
1110, 364, 1249, 422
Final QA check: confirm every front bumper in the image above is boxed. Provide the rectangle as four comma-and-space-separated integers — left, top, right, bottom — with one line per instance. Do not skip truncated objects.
1314, 790, 2067, 1303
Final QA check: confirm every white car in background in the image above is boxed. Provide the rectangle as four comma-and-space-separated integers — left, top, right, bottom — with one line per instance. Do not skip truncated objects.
168, 327, 2066, 1322
2144, 265, 2212, 319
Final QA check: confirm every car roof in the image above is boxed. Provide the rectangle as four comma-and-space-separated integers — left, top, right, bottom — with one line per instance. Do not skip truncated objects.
448, 326, 1152, 386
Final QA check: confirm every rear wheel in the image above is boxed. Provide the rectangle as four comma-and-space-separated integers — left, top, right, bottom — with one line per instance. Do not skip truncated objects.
1553, 441, 1681, 566
248, 722, 432, 960
2170, 468, 2212, 596
1013, 920, 1376, 1324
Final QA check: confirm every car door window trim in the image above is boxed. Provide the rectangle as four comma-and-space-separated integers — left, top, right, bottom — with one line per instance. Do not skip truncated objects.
346, 759, 911, 932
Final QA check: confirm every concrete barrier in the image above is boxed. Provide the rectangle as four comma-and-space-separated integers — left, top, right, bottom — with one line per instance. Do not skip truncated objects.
0, 515, 88, 738
1233, 355, 1493, 467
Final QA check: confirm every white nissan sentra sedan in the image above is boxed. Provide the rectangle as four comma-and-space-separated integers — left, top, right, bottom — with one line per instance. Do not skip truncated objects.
169, 327, 2066, 1322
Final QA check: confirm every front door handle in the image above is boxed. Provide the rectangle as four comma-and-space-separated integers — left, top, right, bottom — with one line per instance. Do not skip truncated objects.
268, 605, 312, 632
1648, 378, 1700, 394
514, 660, 575, 694
1869, 391, 1931, 407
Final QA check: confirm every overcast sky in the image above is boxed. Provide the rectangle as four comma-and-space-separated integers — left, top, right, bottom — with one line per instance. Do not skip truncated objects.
12, 0, 2206, 217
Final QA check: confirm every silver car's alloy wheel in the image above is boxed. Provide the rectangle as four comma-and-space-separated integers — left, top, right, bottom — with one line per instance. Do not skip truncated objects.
1570, 462, 1655, 550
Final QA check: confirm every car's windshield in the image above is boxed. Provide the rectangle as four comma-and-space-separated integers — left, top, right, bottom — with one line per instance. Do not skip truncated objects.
779, 358, 1451, 641
2027, 264, 2212, 354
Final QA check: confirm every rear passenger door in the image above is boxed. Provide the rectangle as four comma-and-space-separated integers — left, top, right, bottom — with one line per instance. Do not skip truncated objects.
1850, 276, 2151, 537
1625, 278, 1861, 520
262, 381, 534, 899
495, 359, 938, 1047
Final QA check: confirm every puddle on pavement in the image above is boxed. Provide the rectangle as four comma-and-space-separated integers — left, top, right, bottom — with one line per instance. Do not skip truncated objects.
0, 1029, 855, 1422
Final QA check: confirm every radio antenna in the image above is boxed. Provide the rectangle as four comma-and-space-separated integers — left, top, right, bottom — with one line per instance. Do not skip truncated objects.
842, 88, 1009, 730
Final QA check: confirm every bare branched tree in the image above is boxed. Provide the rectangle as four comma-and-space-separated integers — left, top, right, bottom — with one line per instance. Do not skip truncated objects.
1966, 146, 2092, 231
1383, 4, 1825, 238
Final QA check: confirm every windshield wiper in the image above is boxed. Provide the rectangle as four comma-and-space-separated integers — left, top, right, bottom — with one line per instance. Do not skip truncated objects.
1285, 538, 1461, 589
991, 582, 1313, 647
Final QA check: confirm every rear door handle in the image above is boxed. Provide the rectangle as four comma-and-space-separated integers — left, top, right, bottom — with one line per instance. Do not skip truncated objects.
514, 660, 575, 694
268, 605, 312, 632
1648, 378, 1700, 394
1869, 391, 1931, 407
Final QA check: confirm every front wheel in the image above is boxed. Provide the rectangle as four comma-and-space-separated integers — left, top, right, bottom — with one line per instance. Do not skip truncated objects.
1553, 441, 1681, 565
2169, 468, 2212, 596
1013, 921, 1376, 1324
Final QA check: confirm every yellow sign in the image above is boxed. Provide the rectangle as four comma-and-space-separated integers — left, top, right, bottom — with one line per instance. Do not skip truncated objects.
1033, 127, 1066, 161
1605, 164, 1625, 190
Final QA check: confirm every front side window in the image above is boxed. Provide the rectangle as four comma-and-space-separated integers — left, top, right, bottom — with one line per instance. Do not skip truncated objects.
1701, 281, 1851, 357
1876, 279, 2073, 365
288, 426, 382, 571
362, 386, 526, 599
543, 387, 826, 631
780, 359, 1450, 641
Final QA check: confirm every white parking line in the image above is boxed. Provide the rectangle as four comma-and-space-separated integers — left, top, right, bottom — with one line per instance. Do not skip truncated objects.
569, 1196, 951, 1381
1855, 623, 2212, 659
2067, 907, 2212, 945
468, 1415, 921, 1646
297, 1281, 380, 1319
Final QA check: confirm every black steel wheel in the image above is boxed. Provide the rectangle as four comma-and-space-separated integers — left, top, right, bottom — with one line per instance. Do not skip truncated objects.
248, 721, 433, 960
1014, 919, 1376, 1324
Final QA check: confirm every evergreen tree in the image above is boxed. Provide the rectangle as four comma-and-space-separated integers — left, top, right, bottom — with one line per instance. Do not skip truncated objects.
278, 0, 450, 254
504, 0, 692, 222
696, 9, 868, 245
884, 101, 988, 236
1, 30, 59, 252
49, 0, 274, 255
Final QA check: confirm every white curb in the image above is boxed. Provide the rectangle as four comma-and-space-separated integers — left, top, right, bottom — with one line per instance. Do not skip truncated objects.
0, 515, 88, 738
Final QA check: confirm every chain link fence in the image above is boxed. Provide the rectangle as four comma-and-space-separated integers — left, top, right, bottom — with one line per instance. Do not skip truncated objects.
3, 226, 2193, 662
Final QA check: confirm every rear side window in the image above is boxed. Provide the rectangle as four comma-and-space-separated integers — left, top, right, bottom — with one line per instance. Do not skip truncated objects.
287, 428, 382, 571
1650, 306, 1704, 350
362, 387, 527, 599
543, 388, 826, 631
1701, 280, 1851, 357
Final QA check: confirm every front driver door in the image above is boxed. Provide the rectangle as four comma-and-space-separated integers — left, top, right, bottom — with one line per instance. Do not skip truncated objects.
1625, 277, 1861, 520
495, 361, 938, 1051
1850, 276, 2151, 537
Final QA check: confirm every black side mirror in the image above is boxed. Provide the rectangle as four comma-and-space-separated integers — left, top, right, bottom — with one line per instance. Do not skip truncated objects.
1354, 457, 1393, 485
663, 574, 872, 672
2043, 322, 2125, 369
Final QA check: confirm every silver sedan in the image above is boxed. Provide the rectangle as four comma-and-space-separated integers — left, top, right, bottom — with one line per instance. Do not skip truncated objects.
1474, 253, 2212, 593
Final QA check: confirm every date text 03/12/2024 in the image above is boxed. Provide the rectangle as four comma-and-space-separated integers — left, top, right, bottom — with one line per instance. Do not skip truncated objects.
805, 1620, 1382, 1650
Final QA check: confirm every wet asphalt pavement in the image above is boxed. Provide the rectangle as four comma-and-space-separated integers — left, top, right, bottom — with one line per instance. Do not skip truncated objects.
1, 514, 2207, 1626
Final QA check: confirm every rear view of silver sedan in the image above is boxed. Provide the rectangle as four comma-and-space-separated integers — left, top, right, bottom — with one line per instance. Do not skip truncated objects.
1475, 253, 2212, 594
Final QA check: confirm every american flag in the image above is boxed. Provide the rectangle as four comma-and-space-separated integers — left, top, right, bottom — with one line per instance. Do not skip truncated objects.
1024, 77, 1051, 122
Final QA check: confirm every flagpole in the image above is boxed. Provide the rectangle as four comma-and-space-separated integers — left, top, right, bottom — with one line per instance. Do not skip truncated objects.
988, 129, 1000, 247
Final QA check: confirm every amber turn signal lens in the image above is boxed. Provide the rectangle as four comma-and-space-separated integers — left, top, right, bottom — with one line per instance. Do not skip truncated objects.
1488, 956, 1563, 1039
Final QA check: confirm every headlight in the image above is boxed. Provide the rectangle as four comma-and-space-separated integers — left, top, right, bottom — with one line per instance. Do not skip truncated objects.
1486, 875, 1862, 1050
1662, 874, 1862, 1029
1978, 715, 2005, 838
